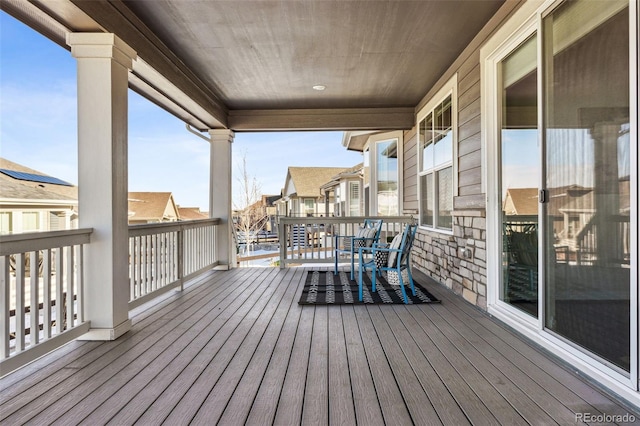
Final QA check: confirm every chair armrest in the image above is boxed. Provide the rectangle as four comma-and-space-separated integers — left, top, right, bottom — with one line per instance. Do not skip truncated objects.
358, 246, 373, 255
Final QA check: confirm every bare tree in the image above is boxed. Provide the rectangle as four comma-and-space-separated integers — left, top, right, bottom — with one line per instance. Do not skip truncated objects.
233, 151, 264, 254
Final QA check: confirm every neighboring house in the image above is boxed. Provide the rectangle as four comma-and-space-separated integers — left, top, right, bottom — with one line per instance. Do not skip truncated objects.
319, 163, 363, 217
177, 206, 208, 221
251, 194, 279, 232
502, 188, 538, 216
342, 132, 404, 217
0, 158, 78, 234
128, 192, 180, 224
279, 167, 347, 217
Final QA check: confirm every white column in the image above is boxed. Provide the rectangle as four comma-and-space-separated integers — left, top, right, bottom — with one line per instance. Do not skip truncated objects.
67, 33, 136, 340
208, 129, 235, 269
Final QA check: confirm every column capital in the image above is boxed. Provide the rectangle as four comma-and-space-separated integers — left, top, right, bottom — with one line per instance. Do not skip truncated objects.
66, 33, 136, 69
208, 128, 235, 144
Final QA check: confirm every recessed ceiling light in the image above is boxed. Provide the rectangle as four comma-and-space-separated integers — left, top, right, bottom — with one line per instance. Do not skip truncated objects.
312, 85, 326, 91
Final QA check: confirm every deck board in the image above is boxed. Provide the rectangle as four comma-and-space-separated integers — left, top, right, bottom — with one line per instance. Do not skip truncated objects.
327, 306, 357, 426
353, 306, 414, 425
1, 266, 636, 426
426, 281, 634, 417
340, 305, 385, 426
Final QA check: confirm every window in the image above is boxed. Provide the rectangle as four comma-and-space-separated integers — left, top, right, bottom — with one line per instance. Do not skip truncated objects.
349, 181, 360, 216
363, 133, 402, 216
418, 87, 455, 230
0, 212, 12, 234
376, 139, 399, 216
304, 198, 315, 215
22, 211, 40, 232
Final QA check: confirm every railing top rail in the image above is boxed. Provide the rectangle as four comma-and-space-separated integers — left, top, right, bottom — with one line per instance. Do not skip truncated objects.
278, 215, 414, 225
129, 218, 220, 236
0, 228, 93, 256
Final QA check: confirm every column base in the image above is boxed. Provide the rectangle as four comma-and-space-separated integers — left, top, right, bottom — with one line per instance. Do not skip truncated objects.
78, 319, 132, 341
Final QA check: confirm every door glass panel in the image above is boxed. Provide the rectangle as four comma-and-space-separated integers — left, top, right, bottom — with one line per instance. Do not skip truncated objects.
420, 174, 434, 226
499, 34, 539, 317
543, 1, 630, 371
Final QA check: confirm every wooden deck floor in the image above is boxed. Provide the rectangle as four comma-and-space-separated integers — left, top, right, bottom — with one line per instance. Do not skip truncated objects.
1, 266, 636, 425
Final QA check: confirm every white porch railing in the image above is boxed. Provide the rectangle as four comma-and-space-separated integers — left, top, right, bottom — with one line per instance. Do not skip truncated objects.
277, 216, 414, 268
128, 218, 220, 309
0, 229, 92, 375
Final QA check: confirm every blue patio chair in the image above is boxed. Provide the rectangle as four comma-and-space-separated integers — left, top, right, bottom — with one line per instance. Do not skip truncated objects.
358, 223, 418, 304
334, 219, 384, 280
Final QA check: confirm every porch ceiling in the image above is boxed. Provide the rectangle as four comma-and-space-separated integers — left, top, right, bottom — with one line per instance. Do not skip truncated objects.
3, 0, 506, 131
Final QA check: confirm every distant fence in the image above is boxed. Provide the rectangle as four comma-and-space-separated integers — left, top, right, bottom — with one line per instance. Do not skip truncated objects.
277, 216, 414, 268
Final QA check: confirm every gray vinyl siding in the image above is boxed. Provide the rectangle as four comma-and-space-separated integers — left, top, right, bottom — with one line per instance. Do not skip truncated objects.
455, 52, 484, 210
402, 127, 418, 213
406, 11, 498, 310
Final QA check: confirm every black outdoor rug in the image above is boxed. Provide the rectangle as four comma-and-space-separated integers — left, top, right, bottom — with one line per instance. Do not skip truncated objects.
299, 271, 440, 305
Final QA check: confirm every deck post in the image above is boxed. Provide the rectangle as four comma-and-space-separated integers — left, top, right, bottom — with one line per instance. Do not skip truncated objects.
67, 33, 136, 340
209, 129, 235, 269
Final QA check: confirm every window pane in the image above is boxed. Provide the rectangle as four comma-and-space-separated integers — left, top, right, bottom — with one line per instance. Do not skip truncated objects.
0, 212, 12, 234
376, 139, 398, 215
22, 212, 39, 232
420, 113, 434, 172
543, 1, 630, 371
434, 96, 453, 166
437, 167, 453, 229
420, 174, 433, 226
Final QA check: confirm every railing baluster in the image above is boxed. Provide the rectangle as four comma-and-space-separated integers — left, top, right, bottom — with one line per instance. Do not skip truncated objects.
152, 233, 158, 291
30, 251, 39, 345
138, 236, 143, 294
56, 247, 64, 334
43, 249, 52, 339
15, 253, 25, 352
1, 256, 9, 358
66, 246, 74, 329
129, 237, 135, 300
77, 245, 84, 323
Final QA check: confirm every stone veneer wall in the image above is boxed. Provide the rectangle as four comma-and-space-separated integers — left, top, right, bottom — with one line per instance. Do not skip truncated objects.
412, 210, 487, 309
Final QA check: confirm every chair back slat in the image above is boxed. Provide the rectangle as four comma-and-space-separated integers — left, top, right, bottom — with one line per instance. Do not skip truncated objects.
398, 224, 418, 267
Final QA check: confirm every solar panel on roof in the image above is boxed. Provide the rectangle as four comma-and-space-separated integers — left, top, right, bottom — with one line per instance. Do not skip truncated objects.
0, 169, 73, 187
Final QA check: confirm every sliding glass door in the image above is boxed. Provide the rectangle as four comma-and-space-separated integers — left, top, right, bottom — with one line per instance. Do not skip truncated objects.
542, 0, 631, 372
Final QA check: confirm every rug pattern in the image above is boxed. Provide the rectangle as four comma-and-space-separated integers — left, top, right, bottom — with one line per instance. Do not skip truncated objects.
299, 271, 440, 305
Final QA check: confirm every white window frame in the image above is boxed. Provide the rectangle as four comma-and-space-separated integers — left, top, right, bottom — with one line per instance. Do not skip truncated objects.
416, 74, 458, 233
348, 181, 361, 216
481, 0, 638, 401
366, 131, 403, 217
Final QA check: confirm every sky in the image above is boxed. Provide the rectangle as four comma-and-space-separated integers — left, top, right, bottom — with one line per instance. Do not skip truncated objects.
0, 12, 362, 211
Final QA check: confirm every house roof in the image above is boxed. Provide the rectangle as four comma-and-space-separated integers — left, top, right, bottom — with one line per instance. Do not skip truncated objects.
320, 163, 363, 191
128, 192, 179, 221
504, 188, 538, 216
0, 177, 76, 204
0, 157, 78, 201
177, 206, 209, 220
3, 0, 509, 131
286, 167, 349, 198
